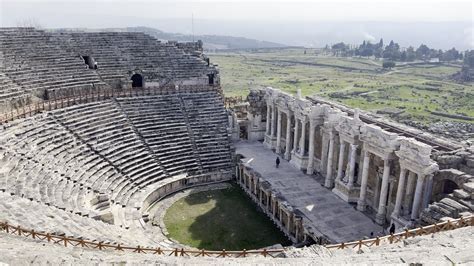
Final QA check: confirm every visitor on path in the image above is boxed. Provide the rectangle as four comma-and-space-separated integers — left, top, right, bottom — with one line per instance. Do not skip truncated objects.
389, 223, 396, 234
276, 157, 280, 168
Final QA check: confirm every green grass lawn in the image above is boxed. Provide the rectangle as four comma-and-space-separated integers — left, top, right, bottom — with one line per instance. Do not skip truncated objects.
210, 49, 474, 124
163, 184, 290, 250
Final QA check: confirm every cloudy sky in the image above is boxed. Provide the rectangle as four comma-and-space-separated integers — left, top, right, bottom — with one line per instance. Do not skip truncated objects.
0, 0, 472, 49
1, 0, 472, 25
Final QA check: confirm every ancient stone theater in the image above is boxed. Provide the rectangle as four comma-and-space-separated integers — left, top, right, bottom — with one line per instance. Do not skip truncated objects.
0, 27, 472, 264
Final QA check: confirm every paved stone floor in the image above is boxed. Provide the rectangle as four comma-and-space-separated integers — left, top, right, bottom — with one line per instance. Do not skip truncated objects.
235, 141, 382, 243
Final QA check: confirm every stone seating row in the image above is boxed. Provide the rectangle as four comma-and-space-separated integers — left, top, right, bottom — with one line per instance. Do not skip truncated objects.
53, 101, 167, 188
116, 96, 201, 177
0, 28, 108, 97
180, 93, 232, 171
0, 191, 158, 247
0, 115, 140, 214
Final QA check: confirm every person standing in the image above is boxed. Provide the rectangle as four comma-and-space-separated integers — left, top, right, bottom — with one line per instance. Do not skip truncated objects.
276, 157, 280, 168
389, 223, 396, 234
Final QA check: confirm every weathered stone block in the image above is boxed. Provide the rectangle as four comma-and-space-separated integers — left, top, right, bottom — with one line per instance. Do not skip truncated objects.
466, 157, 474, 167
453, 189, 470, 200
436, 155, 463, 166
463, 182, 474, 193
441, 198, 469, 211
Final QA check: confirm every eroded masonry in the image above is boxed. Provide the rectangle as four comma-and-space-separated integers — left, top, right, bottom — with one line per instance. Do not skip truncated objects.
230, 88, 473, 243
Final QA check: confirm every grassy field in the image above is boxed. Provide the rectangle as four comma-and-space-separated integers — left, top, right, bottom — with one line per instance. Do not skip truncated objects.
210, 49, 473, 124
163, 184, 290, 250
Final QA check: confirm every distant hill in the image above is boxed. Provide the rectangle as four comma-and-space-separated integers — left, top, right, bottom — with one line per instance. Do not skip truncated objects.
52, 26, 286, 50
121, 26, 286, 50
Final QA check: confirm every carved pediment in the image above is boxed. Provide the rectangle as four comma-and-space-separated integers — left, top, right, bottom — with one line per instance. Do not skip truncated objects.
360, 124, 399, 152
335, 115, 360, 138
396, 138, 438, 174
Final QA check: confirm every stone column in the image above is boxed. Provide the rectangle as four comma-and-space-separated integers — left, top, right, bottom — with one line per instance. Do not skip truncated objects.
422, 174, 434, 209
403, 172, 417, 216
376, 159, 391, 225
295, 219, 300, 242
285, 114, 292, 160
324, 133, 335, 188
357, 151, 371, 211
411, 175, 426, 220
271, 105, 276, 138
347, 144, 358, 188
392, 168, 407, 217
299, 120, 306, 156
306, 122, 316, 174
320, 132, 329, 175
276, 110, 282, 153
266, 192, 270, 210
336, 140, 346, 181
292, 118, 299, 153
287, 212, 291, 232
266, 104, 271, 135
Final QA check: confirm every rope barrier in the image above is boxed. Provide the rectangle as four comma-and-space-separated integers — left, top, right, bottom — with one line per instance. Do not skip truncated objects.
0, 215, 471, 257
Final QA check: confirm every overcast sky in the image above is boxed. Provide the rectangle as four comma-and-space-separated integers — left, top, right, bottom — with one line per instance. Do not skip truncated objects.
1, 0, 472, 26
0, 0, 472, 49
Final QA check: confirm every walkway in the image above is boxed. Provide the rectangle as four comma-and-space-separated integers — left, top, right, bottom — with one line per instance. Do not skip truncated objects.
235, 141, 382, 243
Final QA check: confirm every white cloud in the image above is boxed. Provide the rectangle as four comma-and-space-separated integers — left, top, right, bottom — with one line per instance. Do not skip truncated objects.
362, 32, 376, 42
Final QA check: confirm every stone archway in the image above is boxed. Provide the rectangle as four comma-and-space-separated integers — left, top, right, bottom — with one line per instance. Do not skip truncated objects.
442, 179, 458, 194
131, 73, 143, 88
432, 170, 465, 201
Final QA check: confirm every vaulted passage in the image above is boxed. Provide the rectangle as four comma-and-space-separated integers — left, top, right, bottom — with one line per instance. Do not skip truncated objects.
443, 180, 458, 194
131, 74, 143, 88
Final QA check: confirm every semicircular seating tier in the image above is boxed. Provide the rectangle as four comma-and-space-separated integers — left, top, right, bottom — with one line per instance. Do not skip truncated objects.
0, 91, 233, 245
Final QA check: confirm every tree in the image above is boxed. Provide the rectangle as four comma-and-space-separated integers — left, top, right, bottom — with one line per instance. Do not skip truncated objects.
383, 61, 396, 69
382, 40, 401, 61
378, 38, 384, 48
416, 44, 430, 60
464, 50, 474, 68
331, 42, 350, 56
441, 48, 460, 62
406, 46, 416, 61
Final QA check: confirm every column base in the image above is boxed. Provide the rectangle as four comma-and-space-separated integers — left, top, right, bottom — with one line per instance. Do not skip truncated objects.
375, 212, 386, 225
357, 200, 366, 211
324, 175, 334, 188
332, 180, 360, 203
290, 152, 308, 171
306, 166, 314, 175
284, 152, 291, 161
264, 135, 277, 150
